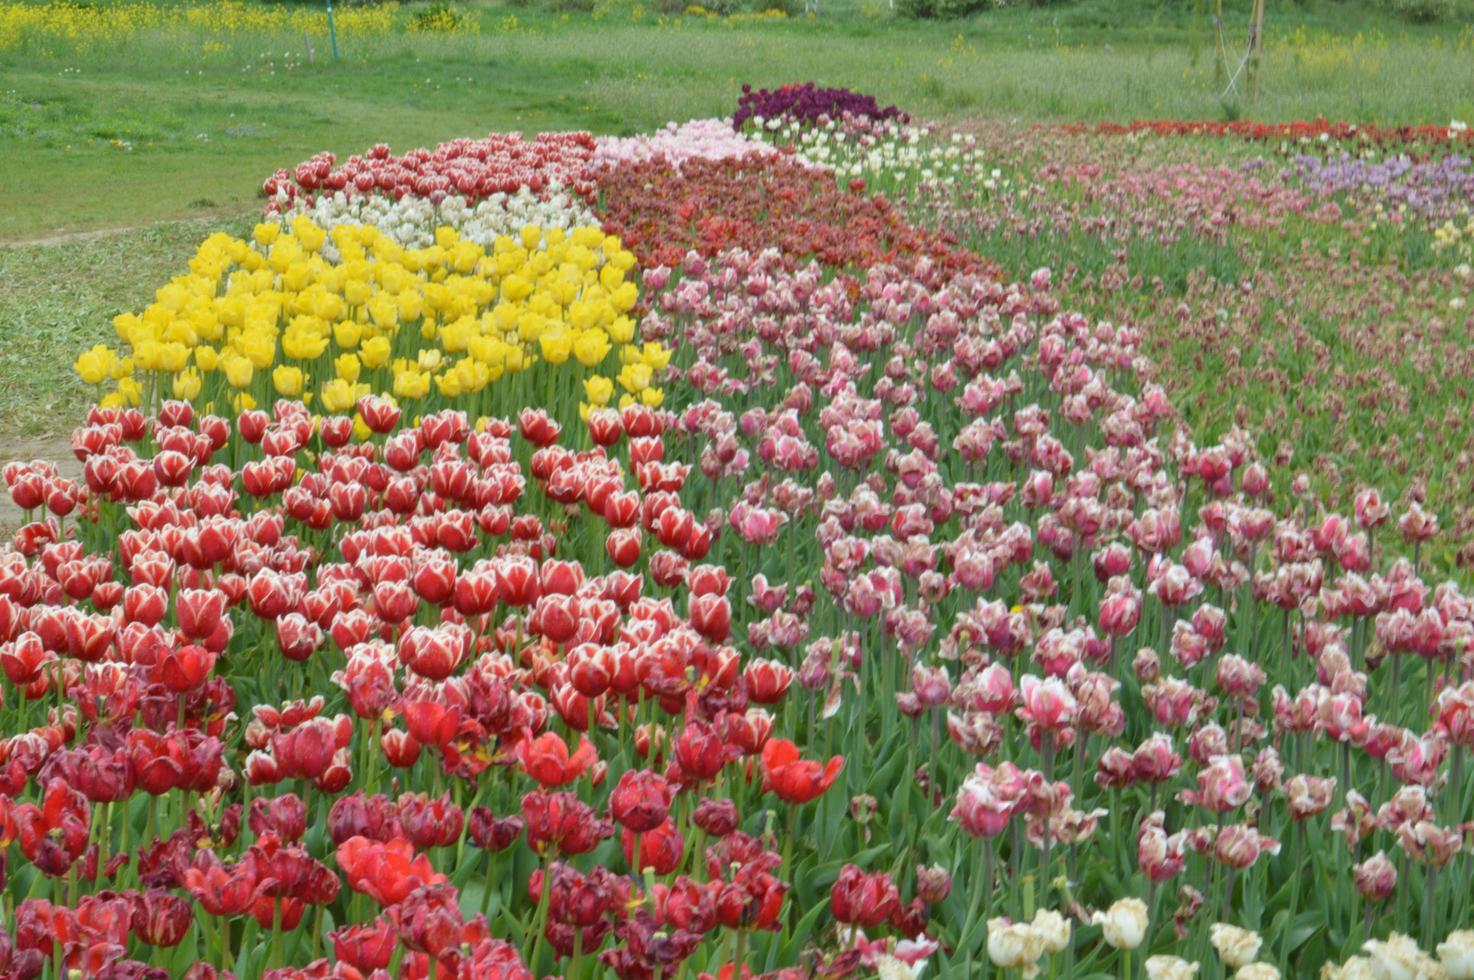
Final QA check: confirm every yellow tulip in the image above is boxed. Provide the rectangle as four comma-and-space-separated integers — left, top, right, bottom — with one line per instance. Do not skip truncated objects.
392, 368, 430, 400
335, 353, 361, 383
224, 356, 254, 389
618, 362, 652, 393
572, 328, 611, 368
291, 215, 326, 252
173, 368, 203, 399
539, 329, 572, 366
360, 336, 392, 369
74, 345, 119, 385
273, 365, 305, 397
609, 315, 636, 344
117, 376, 143, 406
583, 375, 614, 406
320, 378, 360, 414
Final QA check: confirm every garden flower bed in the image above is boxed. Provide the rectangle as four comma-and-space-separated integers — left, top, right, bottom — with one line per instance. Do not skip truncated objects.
2, 93, 1474, 980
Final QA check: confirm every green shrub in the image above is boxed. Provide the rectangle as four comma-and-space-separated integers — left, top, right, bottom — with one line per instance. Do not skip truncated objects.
1389, 0, 1453, 19
895, 0, 937, 18
934, 0, 989, 15
406, 1, 477, 32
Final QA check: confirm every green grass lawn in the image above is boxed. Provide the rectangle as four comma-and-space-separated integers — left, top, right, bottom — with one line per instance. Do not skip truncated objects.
2, 0, 1471, 242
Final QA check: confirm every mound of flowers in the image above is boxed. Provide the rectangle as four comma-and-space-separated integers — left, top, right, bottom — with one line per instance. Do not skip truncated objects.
6, 84, 1474, 979
261, 132, 599, 213
77, 217, 661, 426
590, 118, 778, 173
732, 82, 906, 131
596, 154, 986, 275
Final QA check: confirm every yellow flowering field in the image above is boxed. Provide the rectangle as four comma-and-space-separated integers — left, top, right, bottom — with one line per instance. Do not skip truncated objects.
0, 0, 397, 52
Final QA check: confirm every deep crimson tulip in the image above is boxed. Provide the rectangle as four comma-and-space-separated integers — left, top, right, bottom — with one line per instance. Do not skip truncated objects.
610, 769, 673, 833
12, 778, 90, 874
127, 729, 184, 795
45, 745, 134, 803
397, 792, 465, 849
516, 731, 597, 788
273, 717, 344, 781
692, 798, 739, 838
328, 792, 403, 846
331, 918, 397, 971
249, 793, 308, 842
469, 809, 524, 852
829, 864, 901, 928
673, 720, 734, 783
131, 889, 193, 947
156, 643, 216, 693
521, 792, 612, 856
760, 739, 843, 804
250, 894, 305, 931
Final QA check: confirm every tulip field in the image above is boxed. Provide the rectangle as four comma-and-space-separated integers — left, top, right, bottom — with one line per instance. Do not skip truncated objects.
10, 63, 1474, 980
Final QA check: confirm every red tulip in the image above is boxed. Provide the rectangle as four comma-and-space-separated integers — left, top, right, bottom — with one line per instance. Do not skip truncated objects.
610, 769, 673, 833
337, 836, 445, 907
516, 731, 597, 789
622, 818, 683, 875
760, 739, 843, 804
829, 864, 901, 928
156, 643, 216, 693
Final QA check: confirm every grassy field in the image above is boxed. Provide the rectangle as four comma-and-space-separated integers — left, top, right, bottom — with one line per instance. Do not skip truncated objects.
2, 0, 1472, 241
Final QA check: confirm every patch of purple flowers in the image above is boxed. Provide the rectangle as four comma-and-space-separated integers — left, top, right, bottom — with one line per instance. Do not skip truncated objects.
733, 82, 907, 130
1293, 153, 1474, 222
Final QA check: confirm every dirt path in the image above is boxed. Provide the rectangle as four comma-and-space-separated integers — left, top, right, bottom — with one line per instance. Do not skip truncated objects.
0, 224, 163, 249
0, 211, 246, 249
0, 434, 81, 537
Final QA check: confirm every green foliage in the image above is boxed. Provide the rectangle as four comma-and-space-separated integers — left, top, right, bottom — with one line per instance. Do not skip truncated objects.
1389, 0, 1452, 19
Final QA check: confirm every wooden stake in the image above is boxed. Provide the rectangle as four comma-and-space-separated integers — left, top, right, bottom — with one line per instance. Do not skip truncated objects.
1248, 0, 1265, 102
